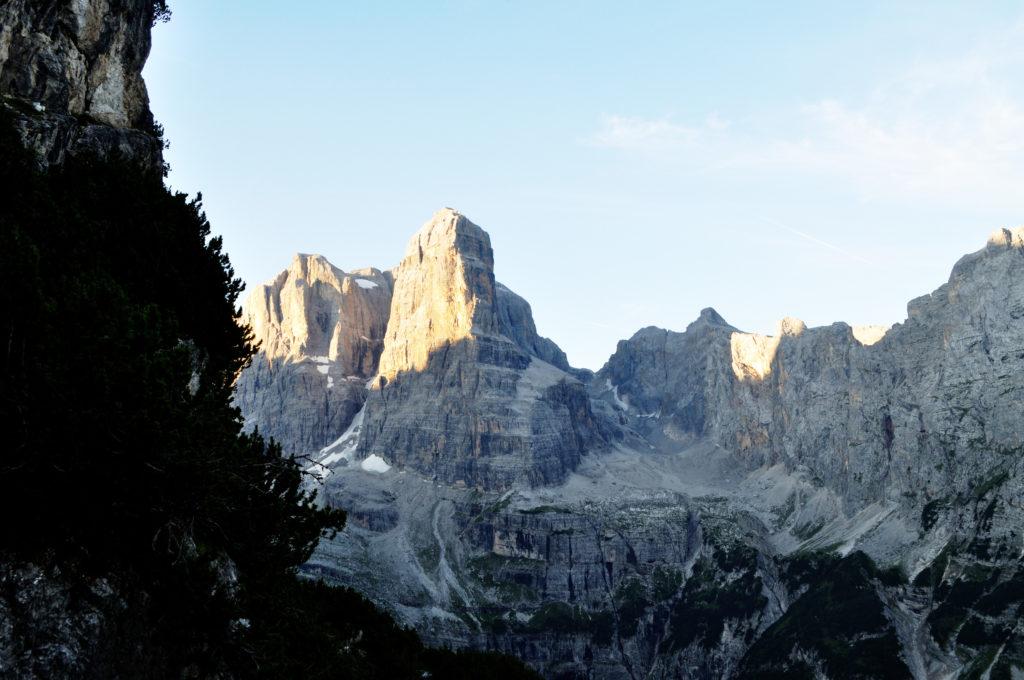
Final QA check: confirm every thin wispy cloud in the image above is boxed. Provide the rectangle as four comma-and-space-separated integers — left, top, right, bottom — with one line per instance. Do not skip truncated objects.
589, 19, 1024, 210
759, 217, 876, 266
589, 114, 725, 152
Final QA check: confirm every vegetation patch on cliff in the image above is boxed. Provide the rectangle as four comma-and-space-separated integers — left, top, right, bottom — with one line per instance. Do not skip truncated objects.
737, 551, 910, 680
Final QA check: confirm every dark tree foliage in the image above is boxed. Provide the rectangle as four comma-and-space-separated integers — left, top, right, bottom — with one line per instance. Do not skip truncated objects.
0, 111, 538, 678
737, 552, 911, 680
151, 1, 172, 24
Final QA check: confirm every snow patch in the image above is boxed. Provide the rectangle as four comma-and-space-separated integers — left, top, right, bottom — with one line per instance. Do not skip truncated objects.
316, 365, 329, 375
360, 454, 391, 473
306, 408, 365, 480
605, 379, 629, 410
355, 278, 379, 289
310, 356, 331, 364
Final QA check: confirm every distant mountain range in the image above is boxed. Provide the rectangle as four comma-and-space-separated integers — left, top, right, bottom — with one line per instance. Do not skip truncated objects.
241, 209, 1024, 678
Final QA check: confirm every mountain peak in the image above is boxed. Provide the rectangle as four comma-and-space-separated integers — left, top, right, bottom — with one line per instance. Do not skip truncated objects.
775, 316, 806, 336
243, 253, 392, 367
378, 210, 497, 380
698, 307, 732, 327
287, 253, 339, 281
987, 226, 1024, 250
403, 207, 492, 266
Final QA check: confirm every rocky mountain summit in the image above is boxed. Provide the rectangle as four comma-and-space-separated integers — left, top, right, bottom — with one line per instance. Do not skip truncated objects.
0, 0, 163, 170
357, 209, 610, 490
237, 209, 611, 489
243, 217, 1024, 679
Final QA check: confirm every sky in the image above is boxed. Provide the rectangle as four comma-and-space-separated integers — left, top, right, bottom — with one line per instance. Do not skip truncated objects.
145, 1, 1024, 370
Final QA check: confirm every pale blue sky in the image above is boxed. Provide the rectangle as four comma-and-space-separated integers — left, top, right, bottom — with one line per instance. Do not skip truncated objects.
146, 1, 1024, 369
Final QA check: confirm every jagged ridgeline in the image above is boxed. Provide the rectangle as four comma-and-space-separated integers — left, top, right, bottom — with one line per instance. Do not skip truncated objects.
0, 2, 538, 679
244, 205, 1024, 677
6, 1, 1024, 679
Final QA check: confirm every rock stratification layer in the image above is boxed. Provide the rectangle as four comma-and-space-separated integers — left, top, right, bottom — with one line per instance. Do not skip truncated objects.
357, 209, 610, 489
0, 0, 162, 169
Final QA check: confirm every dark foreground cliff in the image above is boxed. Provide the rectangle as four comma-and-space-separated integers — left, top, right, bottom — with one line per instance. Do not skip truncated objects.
0, 0, 165, 171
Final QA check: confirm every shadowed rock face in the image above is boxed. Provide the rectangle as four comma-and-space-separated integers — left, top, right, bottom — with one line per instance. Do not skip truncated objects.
307, 226, 1024, 679
598, 308, 738, 444
0, 0, 162, 170
234, 255, 393, 456
602, 228, 1024, 518
357, 209, 611, 489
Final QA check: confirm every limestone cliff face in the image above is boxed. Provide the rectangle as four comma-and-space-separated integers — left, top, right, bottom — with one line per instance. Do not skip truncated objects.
721, 229, 1024, 516
0, 0, 162, 169
356, 209, 611, 490
311, 228, 1024, 680
236, 209, 609, 484
598, 308, 738, 444
601, 230, 1024, 518
375, 209, 497, 381
234, 255, 393, 455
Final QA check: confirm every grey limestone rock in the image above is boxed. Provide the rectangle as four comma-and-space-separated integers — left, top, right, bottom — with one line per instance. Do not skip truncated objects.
0, 0, 162, 170
304, 226, 1024, 679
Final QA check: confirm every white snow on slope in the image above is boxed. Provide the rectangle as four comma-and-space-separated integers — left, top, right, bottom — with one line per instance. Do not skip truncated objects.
360, 454, 391, 473
605, 379, 628, 410
306, 408, 365, 480
355, 278, 379, 289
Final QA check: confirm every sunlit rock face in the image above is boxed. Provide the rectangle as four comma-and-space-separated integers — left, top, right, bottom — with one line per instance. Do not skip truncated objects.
234, 255, 393, 455
357, 209, 612, 490
238, 209, 612, 487
376, 209, 496, 381
0, 0, 163, 169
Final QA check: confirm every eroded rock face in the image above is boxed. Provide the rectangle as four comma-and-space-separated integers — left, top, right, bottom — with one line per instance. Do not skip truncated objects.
356, 209, 612, 490
602, 231, 1024, 521
0, 0, 162, 170
237, 209, 610, 485
234, 255, 393, 456
306, 226, 1024, 679
598, 308, 737, 445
